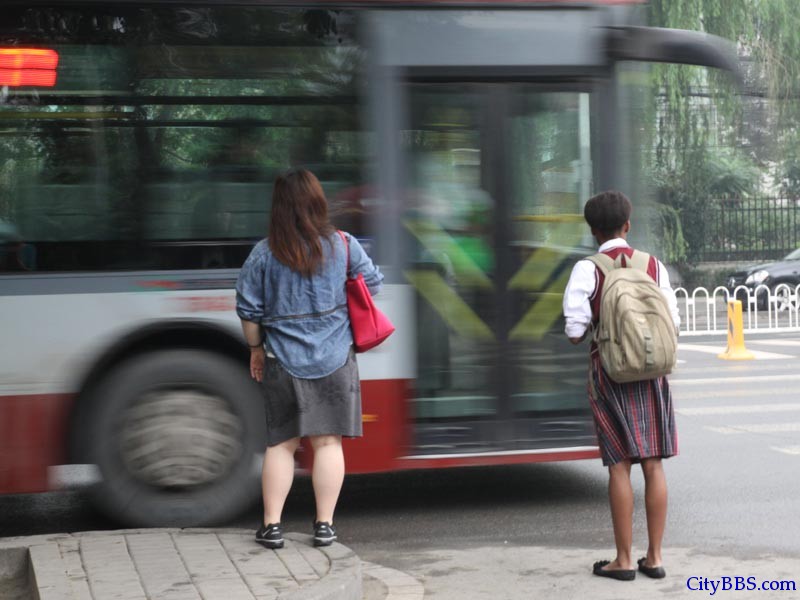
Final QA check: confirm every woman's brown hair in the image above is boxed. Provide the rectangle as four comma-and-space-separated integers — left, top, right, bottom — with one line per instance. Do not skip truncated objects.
269, 169, 335, 276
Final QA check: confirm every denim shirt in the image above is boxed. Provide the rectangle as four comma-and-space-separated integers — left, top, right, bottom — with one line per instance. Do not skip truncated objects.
235, 232, 383, 379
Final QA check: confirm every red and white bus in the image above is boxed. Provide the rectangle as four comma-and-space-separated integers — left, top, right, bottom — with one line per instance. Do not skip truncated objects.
0, 1, 735, 526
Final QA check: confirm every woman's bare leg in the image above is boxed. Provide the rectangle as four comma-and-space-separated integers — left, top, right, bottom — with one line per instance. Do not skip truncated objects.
641, 458, 667, 567
309, 435, 345, 523
262, 437, 301, 525
605, 460, 634, 570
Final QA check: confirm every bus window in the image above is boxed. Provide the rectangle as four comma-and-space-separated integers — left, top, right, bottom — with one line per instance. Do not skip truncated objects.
0, 6, 371, 273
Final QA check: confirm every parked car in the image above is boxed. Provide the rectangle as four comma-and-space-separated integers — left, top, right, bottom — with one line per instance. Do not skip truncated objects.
726, 248, 800, 310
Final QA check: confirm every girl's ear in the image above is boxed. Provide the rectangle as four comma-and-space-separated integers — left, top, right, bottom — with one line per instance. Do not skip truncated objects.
623, 220, 631, 233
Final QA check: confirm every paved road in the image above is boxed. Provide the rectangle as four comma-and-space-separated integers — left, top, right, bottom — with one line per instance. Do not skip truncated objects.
2, 332, 800, 597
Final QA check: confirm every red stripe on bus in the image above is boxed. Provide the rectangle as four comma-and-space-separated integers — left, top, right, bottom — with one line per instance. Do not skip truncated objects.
0, 393, 73, 494
394, 448, 600, 470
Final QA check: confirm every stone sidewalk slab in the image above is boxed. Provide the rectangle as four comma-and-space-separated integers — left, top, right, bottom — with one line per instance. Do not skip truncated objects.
0, 529, 361, 600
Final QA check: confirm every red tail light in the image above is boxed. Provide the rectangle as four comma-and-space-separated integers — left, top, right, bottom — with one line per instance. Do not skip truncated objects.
0, 48, 59, 70
0, 48, 59, 88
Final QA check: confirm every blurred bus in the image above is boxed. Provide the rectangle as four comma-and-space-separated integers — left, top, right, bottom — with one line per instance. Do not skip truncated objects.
0, 1, 736, 526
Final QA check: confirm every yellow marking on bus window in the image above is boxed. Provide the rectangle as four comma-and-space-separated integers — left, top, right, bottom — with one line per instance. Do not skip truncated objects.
508, 247, 572, 291
404, 270, 495, 341
509, 271, 572, 341
513, 214, 584, 223
362, 414, 379, 423
404, 219, 493, 290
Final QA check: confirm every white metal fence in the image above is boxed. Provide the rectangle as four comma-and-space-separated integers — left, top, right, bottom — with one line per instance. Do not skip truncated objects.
676, 284, 800, 336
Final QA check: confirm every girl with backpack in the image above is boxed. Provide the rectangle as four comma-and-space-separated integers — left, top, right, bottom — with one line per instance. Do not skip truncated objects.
562, 190, 680, 581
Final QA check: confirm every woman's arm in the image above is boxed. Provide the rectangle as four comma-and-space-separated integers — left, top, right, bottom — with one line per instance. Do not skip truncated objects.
240, 319, 266, 382
236, 243, 267, 381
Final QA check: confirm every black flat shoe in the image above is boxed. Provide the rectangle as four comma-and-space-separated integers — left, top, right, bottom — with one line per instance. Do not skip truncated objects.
637, 557, 666, 579
593, 560, 636, 581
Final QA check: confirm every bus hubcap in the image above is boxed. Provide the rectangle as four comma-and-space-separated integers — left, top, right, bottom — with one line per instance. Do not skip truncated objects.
118, 389, 243, 489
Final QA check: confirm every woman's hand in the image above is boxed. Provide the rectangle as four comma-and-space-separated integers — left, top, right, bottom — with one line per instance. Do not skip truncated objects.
250, 347, 266, 382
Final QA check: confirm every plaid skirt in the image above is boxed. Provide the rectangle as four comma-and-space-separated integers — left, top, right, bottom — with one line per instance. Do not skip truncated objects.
588, 352, 678, 466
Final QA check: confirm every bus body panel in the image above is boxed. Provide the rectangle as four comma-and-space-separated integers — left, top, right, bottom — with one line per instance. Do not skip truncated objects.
371, 9, 610, 69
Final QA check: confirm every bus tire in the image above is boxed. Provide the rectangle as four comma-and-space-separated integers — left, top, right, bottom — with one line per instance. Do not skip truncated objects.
83, 349, 264, 527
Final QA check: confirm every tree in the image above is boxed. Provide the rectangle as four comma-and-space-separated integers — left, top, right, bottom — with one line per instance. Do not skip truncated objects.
647, 0, 800, 263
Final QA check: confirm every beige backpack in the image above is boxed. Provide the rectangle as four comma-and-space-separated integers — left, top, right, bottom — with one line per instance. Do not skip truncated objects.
588, 251, 677, 383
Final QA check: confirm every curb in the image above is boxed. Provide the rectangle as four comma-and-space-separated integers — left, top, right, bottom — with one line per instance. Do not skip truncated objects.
0, 529, 362, 600
362, 561, 424, 600
282, 533, 362, 600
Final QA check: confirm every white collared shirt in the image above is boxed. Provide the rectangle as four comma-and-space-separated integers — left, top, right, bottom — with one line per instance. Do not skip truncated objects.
562, 238, 680, 339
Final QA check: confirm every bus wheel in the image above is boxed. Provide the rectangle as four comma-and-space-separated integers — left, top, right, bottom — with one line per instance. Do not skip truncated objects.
83, 349, 264, 527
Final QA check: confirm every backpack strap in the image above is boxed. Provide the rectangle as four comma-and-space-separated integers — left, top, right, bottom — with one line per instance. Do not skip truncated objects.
589, 250, 652, 274
625, 250, 651, 272
587, 253, 615, 276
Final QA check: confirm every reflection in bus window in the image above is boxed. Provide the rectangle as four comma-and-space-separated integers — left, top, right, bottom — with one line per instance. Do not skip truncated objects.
0, 6, 371, 272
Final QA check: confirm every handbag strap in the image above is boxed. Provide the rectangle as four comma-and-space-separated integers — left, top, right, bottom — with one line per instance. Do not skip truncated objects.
336, 230, 351, 277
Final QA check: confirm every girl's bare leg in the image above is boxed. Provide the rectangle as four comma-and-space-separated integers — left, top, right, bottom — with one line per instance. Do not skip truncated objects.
641, 458, 667, 567
604, 460, 634, 570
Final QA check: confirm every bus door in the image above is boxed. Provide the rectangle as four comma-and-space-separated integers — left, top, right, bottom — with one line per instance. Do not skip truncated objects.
399, 82, 597, 455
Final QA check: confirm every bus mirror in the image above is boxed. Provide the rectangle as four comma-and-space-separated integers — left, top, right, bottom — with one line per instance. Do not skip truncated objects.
605, 26, 742, 84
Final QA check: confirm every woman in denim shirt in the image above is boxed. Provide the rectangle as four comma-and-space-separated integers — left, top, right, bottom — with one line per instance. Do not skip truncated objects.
236, 169, 383, 549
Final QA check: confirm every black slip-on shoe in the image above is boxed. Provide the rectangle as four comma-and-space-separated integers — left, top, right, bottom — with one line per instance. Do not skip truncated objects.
255, 523, 284, 549
313, 521, 337, 547
637, 557, 666, 579
593, 560, 636, 581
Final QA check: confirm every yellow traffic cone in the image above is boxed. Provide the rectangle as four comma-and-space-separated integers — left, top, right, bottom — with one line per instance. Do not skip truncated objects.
718, 300, 755, 360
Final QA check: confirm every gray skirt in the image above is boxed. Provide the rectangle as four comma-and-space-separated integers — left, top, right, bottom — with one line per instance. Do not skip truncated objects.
261, 347, 363, 446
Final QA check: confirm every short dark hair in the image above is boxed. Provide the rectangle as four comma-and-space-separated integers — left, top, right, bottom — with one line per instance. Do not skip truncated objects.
583, 190, 632, 236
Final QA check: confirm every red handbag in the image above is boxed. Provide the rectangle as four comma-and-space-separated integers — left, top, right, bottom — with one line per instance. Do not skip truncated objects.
337, 230, 395, 352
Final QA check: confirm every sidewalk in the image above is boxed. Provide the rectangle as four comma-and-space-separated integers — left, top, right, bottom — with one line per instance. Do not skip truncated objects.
0, 529, 373, 600
6, 530, 796, 599
362, 544, 800, 600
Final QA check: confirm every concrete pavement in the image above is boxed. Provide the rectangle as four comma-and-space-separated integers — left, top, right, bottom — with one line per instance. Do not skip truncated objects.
0, 529, 382, 600
363, 544, 800, 599
7, 528, 799, 600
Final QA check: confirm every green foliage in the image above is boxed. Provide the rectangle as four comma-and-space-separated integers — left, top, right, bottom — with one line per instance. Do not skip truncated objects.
646, 0, 800, 264
654, 203, 688, 264
704, 149, 760, 199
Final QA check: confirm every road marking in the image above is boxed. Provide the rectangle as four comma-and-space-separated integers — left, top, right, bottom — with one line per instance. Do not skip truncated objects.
675, 387, 797, 400
771, 445, 800, 455
672, 374, 800, 386
704, 422, 800, 435
678, 403, 800, 416
704, 426, 741, 434
750, 340, 800, 347
678, 343, 792, 360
